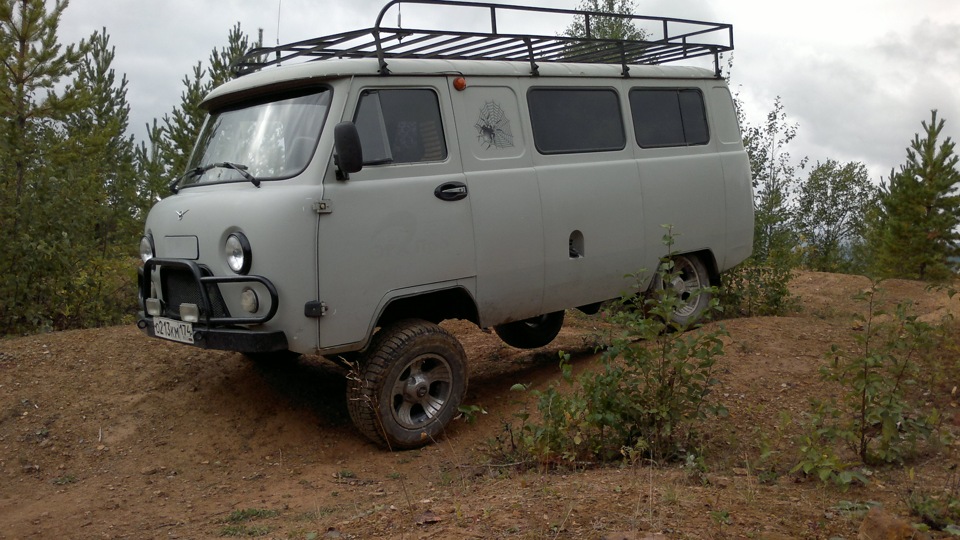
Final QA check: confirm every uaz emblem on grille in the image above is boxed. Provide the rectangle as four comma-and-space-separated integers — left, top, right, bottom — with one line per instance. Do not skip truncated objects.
176, 209, 189, 220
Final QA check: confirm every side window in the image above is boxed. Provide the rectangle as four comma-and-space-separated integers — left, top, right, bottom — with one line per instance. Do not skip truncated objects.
629, 88, 709, 148
353, 89, 447, 165
527, 88, 625, 154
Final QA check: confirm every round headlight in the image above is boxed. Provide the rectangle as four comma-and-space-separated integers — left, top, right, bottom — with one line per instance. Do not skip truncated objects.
240, 287, 259, 314
139, 235, 155, 263
225, 233, 252, 274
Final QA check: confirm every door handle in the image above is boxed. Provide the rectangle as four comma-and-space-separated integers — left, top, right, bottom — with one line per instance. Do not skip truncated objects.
434, 181, 468, 201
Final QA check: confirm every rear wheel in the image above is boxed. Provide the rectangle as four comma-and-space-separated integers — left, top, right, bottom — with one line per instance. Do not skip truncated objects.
654, 254, 712, 326
347, 320, 467, 449
494, 310, 565, 349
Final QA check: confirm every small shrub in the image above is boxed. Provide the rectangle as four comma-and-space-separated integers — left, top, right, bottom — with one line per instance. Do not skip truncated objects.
719, 255, 797, 318
504, 227, 728, 465
790, 402, 867, 489
823, 286, 943, 465
793, 283, 947, 486
903, 469, 960, 533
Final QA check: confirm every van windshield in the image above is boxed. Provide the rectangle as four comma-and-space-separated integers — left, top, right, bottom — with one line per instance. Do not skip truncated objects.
183, 89, 331, 187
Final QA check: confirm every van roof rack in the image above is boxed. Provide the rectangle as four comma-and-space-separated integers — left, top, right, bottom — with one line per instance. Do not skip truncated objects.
232, 0, 733, 78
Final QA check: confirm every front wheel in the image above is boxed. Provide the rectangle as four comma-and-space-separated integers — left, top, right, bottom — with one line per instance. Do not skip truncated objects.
653, 254, 713, 326
494, 310, 565, 349
347, 320, 467, 449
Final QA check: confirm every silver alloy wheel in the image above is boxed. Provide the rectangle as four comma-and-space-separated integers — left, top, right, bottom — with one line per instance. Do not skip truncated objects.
669, 255, 707, 318
390, 354, 453, 429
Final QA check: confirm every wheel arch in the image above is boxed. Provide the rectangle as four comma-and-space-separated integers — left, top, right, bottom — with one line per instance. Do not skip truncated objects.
375, 286, 480, 329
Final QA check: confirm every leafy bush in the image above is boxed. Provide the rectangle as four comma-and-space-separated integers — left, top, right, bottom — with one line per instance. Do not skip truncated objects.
719, 255, 797, 318
792, 284, 946, 486
502, 230, 728, 465
54, 255, 140, 330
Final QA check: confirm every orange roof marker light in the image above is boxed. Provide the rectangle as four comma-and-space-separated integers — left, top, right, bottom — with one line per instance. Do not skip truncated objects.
453, 76, 467, 91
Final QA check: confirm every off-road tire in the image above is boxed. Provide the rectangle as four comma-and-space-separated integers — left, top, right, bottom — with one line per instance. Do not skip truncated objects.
346, 319, 467, 449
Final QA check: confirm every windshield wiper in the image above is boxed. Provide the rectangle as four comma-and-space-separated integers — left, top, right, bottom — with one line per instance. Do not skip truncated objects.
215, 162, 260, 188
168, 162, 261, 194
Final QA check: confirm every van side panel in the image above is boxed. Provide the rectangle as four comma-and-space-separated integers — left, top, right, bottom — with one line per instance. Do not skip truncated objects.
630, 83, 727, 278
636, 150, 726, 261
711, 85, 754, 270
525, 83, 645, 311
449, 82, 545, 326
536, 156, 645, 310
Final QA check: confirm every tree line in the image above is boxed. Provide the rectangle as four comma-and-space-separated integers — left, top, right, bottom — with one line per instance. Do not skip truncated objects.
0, 0, 251, 334
0, 0, 958, 336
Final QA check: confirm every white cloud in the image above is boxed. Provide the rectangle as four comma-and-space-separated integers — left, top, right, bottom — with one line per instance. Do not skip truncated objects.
56, 0, 960, 182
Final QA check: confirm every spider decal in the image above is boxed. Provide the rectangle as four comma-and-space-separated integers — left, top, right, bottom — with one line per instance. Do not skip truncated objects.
474, 101, 514, 149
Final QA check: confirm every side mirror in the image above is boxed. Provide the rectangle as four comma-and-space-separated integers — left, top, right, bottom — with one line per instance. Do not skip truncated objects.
333, 121, 362, 180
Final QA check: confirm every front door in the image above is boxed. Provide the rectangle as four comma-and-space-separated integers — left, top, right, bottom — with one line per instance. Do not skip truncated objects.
316, 83, 475, 350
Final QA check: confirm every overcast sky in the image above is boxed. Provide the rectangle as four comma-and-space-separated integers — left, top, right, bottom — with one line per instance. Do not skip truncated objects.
57, 0, 960, 182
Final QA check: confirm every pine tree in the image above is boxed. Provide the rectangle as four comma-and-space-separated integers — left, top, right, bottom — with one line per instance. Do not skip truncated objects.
873, 110, 960, 281
0, 0, 89, 333
135, 118, 172, 206
0, 0, 86, 210
63, 28, 138, 250
164, 61, 208, 178
49, 28, 141, 327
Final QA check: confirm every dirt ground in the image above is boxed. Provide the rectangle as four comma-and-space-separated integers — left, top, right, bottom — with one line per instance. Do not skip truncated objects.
2, 271, 959, 539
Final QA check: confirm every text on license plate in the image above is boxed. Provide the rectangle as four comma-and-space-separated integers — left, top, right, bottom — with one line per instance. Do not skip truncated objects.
154, 317, 194, 344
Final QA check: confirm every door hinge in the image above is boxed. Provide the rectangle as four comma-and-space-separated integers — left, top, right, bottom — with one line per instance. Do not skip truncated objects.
304, 301, 328, 318
312, 200, 333, 214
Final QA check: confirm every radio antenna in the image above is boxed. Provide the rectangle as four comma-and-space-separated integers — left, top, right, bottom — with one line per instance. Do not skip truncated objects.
276, 0, 282, 46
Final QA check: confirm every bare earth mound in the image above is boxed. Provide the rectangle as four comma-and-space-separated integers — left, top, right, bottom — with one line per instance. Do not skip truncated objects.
2, 271, 959, 539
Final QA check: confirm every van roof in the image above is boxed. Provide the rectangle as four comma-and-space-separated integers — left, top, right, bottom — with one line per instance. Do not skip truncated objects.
203, 57, 720, 108
230, 0, 733, 79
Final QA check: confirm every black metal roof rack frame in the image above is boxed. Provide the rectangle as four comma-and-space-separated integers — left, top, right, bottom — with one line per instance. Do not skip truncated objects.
232, 0, 734, 78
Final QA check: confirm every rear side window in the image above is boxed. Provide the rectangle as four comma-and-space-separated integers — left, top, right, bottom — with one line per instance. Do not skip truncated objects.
630, 88, 709, 148
527, 88, 625, 154
354, 89, 447, 165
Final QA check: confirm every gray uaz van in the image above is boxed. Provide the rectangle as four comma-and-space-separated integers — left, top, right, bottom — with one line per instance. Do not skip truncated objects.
137, 0, 753, 449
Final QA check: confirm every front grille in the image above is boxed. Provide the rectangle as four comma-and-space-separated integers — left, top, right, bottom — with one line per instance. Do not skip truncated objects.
160, 267, 231, 320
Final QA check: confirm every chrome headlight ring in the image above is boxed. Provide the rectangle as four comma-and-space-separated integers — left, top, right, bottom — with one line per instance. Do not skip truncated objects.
139, 235, 155, 263
225, 233, 252, 274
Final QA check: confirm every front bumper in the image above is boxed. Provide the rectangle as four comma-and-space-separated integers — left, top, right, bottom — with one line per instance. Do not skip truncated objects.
136, 316, 288, 352
138, 258, 288, 353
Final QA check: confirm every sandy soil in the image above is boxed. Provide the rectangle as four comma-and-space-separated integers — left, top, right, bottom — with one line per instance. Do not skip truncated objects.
1, 271, 959, 539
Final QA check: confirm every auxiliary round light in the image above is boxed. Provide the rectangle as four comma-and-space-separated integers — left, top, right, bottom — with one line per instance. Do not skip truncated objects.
225, 233, 252, 274
240, 287, 260, 314
139, 235, 155, 263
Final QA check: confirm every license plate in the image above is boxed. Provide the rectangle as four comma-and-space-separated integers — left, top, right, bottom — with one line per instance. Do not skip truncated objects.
153, 317, 194, 344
